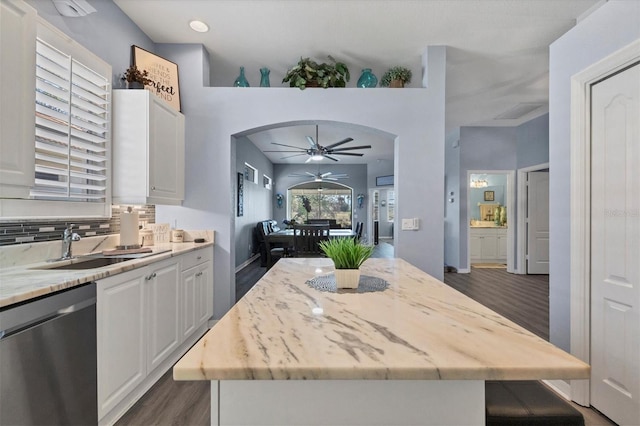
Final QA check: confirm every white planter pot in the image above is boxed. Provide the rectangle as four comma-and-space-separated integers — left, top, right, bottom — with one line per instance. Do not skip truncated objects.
334, 269, 361, 289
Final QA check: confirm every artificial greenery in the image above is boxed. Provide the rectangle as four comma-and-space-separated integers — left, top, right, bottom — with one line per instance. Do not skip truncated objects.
319, 237, 374, 269
380, 66, 412, 87
122, 65, 152, 85
282, 56, 350, 89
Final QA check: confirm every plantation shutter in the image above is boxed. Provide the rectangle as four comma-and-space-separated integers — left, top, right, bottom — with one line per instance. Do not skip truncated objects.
32, 38, 109, 202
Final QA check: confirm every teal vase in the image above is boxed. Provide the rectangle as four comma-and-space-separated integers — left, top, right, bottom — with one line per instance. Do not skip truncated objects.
234, 66, 250, 87
357, 68, 378, 88
259, 67, 270, 87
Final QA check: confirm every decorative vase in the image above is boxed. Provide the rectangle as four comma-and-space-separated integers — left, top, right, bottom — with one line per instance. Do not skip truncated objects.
127, 81, 144, 89
334, 269, 361, 289
233, 66, 250, 87
357, 68, 377, 88
259, 67, 270, 87
389, 79, 404, 88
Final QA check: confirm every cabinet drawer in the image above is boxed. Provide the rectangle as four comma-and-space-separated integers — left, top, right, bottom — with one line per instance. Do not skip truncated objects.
181, 248, 212, 270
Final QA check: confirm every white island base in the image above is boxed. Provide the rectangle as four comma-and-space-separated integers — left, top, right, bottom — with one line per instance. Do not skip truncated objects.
211, 380, 484, 425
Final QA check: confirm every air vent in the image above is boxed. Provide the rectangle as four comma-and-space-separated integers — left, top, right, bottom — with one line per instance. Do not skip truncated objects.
494, 103, 545, 120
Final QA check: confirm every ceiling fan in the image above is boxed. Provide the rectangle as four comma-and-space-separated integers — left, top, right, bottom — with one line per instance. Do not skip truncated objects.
288, 171, 349, 182
264, 125, 371, 162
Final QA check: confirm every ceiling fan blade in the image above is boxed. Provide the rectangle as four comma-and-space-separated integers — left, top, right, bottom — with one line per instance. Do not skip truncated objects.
321, 172, 332, 177
305, 156, 313, 163
328, 145, 372, 152
324, 155, 339, 162
280, 153, 308, 159
306, 136, 317, 148
324, 137, 354, 150
331, 152, 364, 156
325, 177, 338, 181
271, 142, 306, 150
263, 150, 306, 153
305, 172, 316, 177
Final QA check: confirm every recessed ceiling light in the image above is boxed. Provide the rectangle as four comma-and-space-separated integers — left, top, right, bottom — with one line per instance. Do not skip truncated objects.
189, 20, 209, 33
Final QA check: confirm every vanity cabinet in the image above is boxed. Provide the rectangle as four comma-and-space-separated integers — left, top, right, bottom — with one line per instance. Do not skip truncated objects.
0, 0, 36, 198
112, 90, 185, 205
470, 228, 507, 263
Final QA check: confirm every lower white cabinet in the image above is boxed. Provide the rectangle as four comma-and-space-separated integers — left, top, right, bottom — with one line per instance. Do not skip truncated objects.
470, 228, 507, 263
181, 249, 213, 340
97, 247, 213, 425
96, 268, 146, 420
146, 259, 180, 372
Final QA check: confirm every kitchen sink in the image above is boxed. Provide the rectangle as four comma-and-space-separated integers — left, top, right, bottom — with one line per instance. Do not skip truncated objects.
33, 257, 137, 270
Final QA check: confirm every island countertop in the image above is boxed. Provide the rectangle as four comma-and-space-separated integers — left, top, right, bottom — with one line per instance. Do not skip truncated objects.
174, 257, 589, 381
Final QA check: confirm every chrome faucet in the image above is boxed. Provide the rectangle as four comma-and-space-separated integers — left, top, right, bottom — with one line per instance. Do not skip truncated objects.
61, 224, 81, 260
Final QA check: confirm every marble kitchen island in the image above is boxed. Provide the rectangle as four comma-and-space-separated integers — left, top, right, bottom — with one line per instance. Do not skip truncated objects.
174, 258, 589, 425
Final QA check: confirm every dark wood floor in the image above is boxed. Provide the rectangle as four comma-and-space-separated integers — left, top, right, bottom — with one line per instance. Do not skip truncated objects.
117, 251, 615, 426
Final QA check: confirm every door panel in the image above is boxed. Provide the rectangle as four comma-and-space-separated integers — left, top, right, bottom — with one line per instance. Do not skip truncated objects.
591, 62, 639, 426
527, 172, 549, 274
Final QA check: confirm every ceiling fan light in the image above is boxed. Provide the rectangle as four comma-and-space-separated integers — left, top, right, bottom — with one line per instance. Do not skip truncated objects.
311, 154, 324, 161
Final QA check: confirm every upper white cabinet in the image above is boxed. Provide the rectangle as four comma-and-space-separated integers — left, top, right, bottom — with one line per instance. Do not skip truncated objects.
0, 0, 36, 198
112, 90, 185, 205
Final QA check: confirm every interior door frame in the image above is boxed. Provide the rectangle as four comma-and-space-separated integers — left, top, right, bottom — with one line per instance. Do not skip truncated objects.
569, 39, 640, 406
466, 169, 516, 273
516, 163, 549, 275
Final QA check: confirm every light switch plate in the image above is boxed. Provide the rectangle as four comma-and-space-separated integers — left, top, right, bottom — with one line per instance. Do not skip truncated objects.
401, 218, 419, 230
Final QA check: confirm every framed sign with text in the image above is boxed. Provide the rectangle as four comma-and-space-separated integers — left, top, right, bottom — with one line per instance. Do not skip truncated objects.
132, 45, 181, 112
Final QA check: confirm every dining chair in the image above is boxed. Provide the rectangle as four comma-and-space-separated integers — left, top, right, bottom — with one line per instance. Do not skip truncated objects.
292, 224, 330, 257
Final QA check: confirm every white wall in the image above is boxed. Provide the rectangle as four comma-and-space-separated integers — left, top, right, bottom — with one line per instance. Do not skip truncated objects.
548, 0, 640, 351
157, 46, 447, 318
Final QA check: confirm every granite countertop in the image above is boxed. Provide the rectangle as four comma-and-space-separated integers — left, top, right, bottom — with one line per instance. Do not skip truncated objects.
0, 231, 214, 308
173, 257, 590, 381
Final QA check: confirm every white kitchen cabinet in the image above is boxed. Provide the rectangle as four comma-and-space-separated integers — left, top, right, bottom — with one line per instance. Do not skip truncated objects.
112, 90, 185, 205
470, 228, 507, 263
0, 0, 35, 198
97, 248, 214, 425
97, 269, 146, 420
181, 247, 213, 340
145, 257, 180, 372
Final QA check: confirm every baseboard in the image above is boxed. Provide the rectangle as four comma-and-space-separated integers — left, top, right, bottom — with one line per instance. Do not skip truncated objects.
543, 379, 571, 400
457, 268, 471, 274
235, 254, 260, 273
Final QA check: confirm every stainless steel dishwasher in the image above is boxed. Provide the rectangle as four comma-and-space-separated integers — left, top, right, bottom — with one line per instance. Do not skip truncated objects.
0, 282, 97, 425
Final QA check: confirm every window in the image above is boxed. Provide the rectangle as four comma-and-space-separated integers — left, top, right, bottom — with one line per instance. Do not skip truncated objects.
32, 37, 109, 203
244, 163, 257, 184
288, 185, 352, 228
387, 190, 395, 222
263, 175, 272, 190
372, 190, 379, 221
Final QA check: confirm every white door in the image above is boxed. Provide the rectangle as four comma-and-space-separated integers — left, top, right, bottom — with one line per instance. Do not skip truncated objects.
527, 171, 549, 274
591, 62, 640, 426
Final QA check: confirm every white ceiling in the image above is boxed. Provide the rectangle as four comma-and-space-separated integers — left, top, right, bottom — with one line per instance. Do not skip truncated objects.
113, 0, 602, 164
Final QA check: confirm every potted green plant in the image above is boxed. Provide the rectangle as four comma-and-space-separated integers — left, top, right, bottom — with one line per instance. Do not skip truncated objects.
380, 66, 412, 88
319, 237, 374, 289
122, 64, 152, 89
282, 56, 350, 90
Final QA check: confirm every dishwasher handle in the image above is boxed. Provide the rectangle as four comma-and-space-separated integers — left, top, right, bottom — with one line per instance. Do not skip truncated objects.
0, 297, 95, 340
0, 282, 96, 340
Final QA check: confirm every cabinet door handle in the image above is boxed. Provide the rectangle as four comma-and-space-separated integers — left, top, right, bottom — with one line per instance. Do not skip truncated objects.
145, 272, 157, 281
197, 256, 202, 260
151, 186, 156, 190
196, 272, 203, 277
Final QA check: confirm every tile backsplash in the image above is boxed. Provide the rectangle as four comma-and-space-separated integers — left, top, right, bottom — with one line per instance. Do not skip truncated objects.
0, 205, 155, 246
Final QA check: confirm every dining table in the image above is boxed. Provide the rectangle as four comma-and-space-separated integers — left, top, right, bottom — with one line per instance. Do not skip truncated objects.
264, 228, 356, 265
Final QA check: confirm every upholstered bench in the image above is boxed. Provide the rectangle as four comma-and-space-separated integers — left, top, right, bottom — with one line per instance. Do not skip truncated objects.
486, 381, 585, 426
